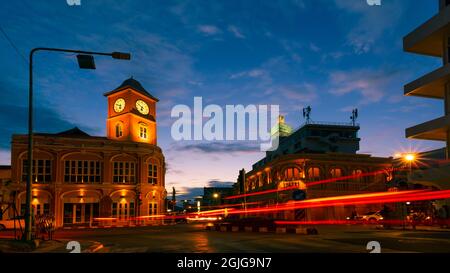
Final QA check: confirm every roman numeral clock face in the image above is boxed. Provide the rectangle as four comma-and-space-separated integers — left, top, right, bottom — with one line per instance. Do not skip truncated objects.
136, 100, 149, 115
114, 98, 125, 113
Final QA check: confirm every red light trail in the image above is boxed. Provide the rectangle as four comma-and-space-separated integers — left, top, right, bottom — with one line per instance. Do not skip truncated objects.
200, 190, 450, 217
224, 168, 405, 201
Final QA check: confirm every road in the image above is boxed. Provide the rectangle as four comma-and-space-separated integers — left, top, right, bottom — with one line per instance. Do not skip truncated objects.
3, 223, 447, 253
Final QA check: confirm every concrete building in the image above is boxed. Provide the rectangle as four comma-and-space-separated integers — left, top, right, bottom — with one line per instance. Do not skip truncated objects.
0, 78, 166, 228
403, 0, 450, 159
254, 117, 360, 170
403, 0, 450, 192
237, 117, 393, 221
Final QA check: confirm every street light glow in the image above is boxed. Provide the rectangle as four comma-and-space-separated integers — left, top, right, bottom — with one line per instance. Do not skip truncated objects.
404, 154, 416, 162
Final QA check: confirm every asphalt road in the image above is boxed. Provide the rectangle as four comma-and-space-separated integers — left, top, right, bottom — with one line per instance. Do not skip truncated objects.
21, 223, 450, 253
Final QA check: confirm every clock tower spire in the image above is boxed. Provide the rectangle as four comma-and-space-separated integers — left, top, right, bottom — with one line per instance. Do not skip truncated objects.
104, 78, 159, 144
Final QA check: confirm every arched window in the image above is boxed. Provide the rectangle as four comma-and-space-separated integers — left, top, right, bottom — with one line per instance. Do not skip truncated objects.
307, 167, 320, 181
283, 167, 302, 181
139, 123, 148, 139
258, 174, 264, 187
352, 169, 364, 183
115, 122, 123, 138
330, 168, 343, 178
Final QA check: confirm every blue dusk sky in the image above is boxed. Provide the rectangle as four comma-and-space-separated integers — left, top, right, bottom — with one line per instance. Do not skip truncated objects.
0, 0, 445, 200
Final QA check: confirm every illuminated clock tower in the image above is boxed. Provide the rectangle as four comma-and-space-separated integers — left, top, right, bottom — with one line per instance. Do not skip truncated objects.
104, 77, 158, 144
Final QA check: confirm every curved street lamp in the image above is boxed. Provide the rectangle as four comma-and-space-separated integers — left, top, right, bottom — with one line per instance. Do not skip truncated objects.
24, 48, 131, 241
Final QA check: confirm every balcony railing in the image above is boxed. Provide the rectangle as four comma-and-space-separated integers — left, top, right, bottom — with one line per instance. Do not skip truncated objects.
294, 120, 359, 131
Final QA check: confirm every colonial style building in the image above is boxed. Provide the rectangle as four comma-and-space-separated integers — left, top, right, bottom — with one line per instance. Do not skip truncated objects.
1, 78, 166, 228
236, 117, 393, 221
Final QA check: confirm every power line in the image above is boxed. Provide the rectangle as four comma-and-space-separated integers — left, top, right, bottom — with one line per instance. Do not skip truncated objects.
0, 24, 28, 65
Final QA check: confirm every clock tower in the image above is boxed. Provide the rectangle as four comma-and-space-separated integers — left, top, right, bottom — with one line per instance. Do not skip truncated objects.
104, 77, 159, 145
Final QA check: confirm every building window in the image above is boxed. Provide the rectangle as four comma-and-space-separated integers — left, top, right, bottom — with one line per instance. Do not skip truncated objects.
112, 203, 118, 217
113, 161, 136, 184
307, 167, 320, 181
139, 124, 148, 139
148, 163, 158, 185
330, 168, 343, 178
115, 123, 123, 138
258, 175, 263, 187
64, 160, 102, 184
129, 201, 135, 217
284, 167, 302, 181
352, 169, 364, 183
22, 159, 52, 184
149, 202, 158, 215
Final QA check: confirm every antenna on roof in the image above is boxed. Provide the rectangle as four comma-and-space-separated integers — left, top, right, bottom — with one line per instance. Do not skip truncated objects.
350, 108, 358, 126
302, 106, 312, 124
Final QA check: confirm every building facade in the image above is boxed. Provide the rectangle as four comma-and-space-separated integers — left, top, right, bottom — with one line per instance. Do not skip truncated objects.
403, 0, 450, 160
236, 117, 393, 221
402, 0, 450, 196
1, 78, 166, 228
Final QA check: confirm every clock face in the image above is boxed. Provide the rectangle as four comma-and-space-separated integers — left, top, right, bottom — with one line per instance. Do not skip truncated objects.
114, 98, 126, 113
136, 100, 149, 115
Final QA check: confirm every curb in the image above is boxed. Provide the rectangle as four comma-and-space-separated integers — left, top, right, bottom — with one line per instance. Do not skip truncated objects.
206, 224, 317, 234
61, 223, 161, 230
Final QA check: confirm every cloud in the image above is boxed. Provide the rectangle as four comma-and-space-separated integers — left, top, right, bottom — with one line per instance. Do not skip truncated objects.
275, 84, 318, 102
333, 0, 404, 54
309, 43, 321, 53
230, 69, 266, 79
170, 141, 261, 154
171, 179, 235, 202
0, 103, 98, 150
205, 180, 235, 187
197, 25, 221, 36
228, 25, 246, 39
328, 68, 405, 105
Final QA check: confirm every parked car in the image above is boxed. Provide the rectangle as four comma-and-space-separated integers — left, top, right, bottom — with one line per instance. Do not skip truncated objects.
0, 217, 25, 230
361, 211, 384, 223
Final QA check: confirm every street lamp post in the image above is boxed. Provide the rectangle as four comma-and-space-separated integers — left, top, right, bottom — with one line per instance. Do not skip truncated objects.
24, 47, 131, 241
401, 153, 416, 230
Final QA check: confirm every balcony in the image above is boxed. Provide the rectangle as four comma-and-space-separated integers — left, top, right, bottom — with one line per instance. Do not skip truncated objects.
405, 115, 450, 141
404, 63, 450, 99
403, 6, 450, 57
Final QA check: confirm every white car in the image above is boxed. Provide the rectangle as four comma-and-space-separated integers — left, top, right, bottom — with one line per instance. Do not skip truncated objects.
361, 211, 384, 223
0, 217, 25, 230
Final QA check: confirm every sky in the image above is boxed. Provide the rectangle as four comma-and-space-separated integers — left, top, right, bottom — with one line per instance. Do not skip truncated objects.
0, 0, 445, 201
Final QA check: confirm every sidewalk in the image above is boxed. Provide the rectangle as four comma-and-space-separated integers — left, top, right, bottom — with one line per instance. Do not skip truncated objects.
377, 225, 450, 232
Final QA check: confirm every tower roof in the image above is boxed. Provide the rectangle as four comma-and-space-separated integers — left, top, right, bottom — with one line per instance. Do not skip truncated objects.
104, 77, 159, 101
